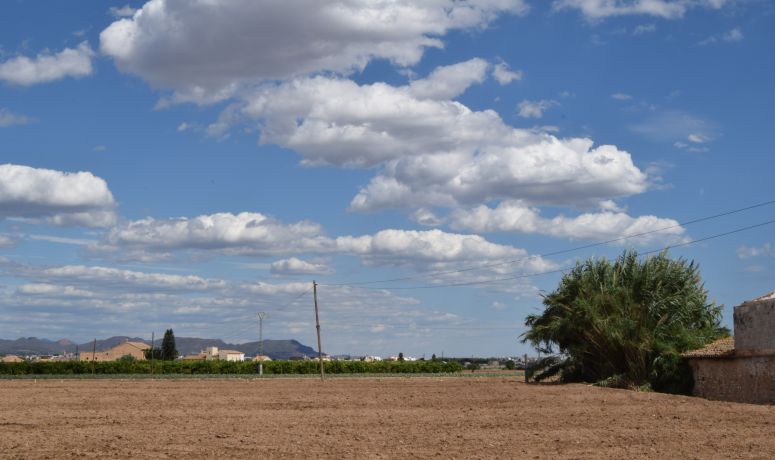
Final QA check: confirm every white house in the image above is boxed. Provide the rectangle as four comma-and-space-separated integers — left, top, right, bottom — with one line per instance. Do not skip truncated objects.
201, 346, 244, 362
218, 349, 245, 362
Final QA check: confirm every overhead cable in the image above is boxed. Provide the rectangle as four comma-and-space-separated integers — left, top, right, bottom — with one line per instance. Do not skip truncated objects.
322, 198, 775, 287
344, 216, 775, 290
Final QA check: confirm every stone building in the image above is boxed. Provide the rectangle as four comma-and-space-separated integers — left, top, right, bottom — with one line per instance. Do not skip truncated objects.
683, 291, 775, 404
79, 341, 150, 362
182, 347, 247, 362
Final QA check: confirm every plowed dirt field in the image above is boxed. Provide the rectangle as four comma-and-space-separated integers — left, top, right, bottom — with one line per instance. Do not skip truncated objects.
1, 376, 773, 459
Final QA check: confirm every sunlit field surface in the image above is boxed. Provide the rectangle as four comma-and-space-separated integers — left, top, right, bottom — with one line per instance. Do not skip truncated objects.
1, 376, 773, 459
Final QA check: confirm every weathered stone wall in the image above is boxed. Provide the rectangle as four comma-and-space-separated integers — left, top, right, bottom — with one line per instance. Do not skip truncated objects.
690, 356, 775, 404
734, 298, 775, 353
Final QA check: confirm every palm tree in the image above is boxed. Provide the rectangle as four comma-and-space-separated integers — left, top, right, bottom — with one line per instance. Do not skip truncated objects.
522, 250, 727, 393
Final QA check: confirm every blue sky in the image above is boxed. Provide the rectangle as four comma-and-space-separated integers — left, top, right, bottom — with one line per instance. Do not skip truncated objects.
1, 0, 773, 357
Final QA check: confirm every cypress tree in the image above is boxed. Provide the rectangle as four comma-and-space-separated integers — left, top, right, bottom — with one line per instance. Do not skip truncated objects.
161, 329, 178, 360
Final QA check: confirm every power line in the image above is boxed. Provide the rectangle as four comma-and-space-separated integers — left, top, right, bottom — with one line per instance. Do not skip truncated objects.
344, 216, 775, 290
213, 288, 313, 343
326, 323, 521, 331
270, 286, 313, 311
219, 321, 260, 345
204, 203, 775, 346
321, 198, 775, 288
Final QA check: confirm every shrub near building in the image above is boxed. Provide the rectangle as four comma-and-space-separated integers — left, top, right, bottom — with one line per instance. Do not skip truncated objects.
522, 250, 727, 394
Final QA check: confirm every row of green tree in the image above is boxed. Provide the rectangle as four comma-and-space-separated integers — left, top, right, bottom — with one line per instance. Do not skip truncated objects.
0, 358, 462, 376
522, 250, 728, 394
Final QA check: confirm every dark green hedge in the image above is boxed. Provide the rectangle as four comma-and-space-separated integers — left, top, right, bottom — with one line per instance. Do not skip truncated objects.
0, 359, 462, 375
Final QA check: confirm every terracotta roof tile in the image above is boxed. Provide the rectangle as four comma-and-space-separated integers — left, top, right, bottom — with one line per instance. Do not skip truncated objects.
682, 337, 735, 359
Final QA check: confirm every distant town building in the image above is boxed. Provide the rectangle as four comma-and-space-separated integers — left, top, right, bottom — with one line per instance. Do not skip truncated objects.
331, 355, 352, 361
385, 355, 417, 362
79, 341, 150, 362
204, 347, 220, 360
47, 353, 78, 362
482, 360, 502, 370
252, 355, 272, 362
683, 291, 775, 404
193, 346, 246, 362
219, 349, 245, 362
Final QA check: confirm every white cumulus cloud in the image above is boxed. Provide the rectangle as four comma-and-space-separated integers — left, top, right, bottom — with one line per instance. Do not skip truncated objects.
699, 27, 743, 45
7, 263, 227, 294
334, 228, 551, 271
450, 200, 686, 244
492, 61, 523, 85
737, 243, 775, 259
349, 136, 648, 212
270, 258, 333, 276
0, 164, 116, 227
94, 212, 332, 258
633, 23, 656, 35
411, 208, 445, 227
16, 283, 95, 298
0, 234, 16, 247
408, 58, 489, 100
517, 99, 558, 118
100, 0, 528, 104
109, 5, 138, 18
329, 228, 553, 295
0, 42, 94, 86
553, 0, 730, 20
630, 110, 717, 146
90, 211, 554, 283
228, 72, 648, 212
0, 108, 34, 127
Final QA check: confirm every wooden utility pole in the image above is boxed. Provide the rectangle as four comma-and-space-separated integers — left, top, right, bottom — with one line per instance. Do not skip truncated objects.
257, 312, 266, 376
313, 281, 324, 381
150, 332, 155, 375
91, 339, 96, 375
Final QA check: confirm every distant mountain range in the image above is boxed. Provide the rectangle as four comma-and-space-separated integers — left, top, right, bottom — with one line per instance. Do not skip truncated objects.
0, 336, 318, 360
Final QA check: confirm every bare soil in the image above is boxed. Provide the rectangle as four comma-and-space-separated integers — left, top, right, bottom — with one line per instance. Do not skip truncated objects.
1, 376, 773, 459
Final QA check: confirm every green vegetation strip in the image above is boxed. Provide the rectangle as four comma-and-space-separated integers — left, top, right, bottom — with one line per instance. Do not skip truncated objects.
0, 372, 524, 380
0, 359, 463, 376
0, 372, 522, 380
